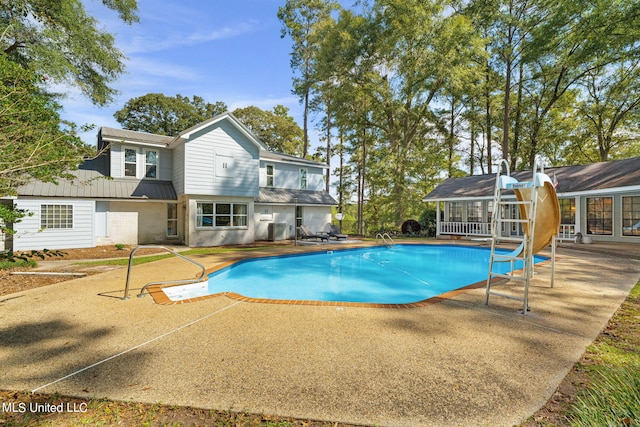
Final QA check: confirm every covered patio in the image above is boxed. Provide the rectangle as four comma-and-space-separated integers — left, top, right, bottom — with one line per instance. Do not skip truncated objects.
423, 156, 640, 244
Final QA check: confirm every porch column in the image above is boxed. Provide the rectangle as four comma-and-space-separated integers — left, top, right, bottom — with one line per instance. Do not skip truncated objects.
436, 202, 441, 238
574, 196, 581, 233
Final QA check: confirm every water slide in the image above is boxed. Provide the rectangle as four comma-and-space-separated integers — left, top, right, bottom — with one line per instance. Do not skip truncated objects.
504, 173, 561, 255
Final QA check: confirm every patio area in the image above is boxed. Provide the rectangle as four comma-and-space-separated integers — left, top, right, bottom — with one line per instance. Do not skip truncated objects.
1, 241, 639, 426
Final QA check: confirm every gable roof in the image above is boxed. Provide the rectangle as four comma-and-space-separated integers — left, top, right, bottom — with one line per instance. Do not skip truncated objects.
99, 127, 176, 146
17, 169, 177, 200
423, 156, 640, 201
260, 150, 329, 169
175, 112, 268, 150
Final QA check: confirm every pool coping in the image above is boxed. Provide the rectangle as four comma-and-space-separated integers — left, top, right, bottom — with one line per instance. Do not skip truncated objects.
146, 243, 551, 308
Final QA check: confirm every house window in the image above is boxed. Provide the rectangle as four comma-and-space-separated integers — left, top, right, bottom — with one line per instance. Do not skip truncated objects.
167, 203, 178, 236
215, 203, 232, 226
622, 196, 640, 236
145, 150, 158, 179
448, 202, 462, 222
232, 204, 248, 226
196, 202, 248, 228
559, 198, 576, 225
124, 148, 137, 177
466, 201, 482, 222
196, 203, 214, 227
41, 204, 73, 229
586, 197, 612, 235
300, 168, 307, 190
296, 206, 303, 227
266, 164, 274, 187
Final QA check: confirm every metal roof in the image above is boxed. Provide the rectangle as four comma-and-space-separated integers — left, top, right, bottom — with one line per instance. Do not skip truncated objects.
17, 169, 177, 200
423, 156, 640, 201
260, 151, 329, 169
256, 188, 338, 206
99, 127, 175, 146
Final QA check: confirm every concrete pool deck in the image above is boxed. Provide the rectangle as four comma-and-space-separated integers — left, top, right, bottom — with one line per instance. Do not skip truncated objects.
1, 241, 639, 426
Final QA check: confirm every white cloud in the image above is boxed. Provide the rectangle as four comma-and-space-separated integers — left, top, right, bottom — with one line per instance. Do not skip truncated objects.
118, 18, 258, 54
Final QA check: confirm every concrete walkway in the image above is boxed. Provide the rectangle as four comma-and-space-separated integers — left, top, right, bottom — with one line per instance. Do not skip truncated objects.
1, 242, 638, 426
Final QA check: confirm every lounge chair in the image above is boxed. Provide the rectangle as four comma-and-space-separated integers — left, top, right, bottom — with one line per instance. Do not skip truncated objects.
326, 224, 348, 240
298, 225, 328, 241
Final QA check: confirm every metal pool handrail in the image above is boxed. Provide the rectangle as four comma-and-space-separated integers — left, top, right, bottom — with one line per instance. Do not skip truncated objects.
121, 245, 206, 300
375, 232, 395, 247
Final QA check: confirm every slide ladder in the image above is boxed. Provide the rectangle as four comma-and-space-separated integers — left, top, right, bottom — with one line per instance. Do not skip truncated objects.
484, 156, 559, 313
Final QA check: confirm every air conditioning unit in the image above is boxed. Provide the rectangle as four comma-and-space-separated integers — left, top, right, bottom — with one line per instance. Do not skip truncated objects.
267, 222, 287, 241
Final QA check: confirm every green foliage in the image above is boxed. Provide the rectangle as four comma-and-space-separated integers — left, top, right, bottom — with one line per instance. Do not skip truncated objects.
0, 259, 36, 269
0, 55, 94, 196
0, 248, 66, 265
568, 364, 640, 426
313, 0, 484, 229
298, 0, 640, 233
567, 280, 640, 426
419, 209, 437, 237
0, 203, 31, 234
277, 0, 342, 157
232, 105, 304, 155
114, 93, 228, 136
0, 0, 139, 106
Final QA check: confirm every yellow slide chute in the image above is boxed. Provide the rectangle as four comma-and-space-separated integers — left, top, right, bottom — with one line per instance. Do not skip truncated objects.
513, 173, 561, 255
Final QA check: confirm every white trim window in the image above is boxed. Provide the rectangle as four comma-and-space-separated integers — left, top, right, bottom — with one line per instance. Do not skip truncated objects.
466, 201, 482, 222
448, 202, 462, 222
266, 163, 274, 187
41, 204, 73, 229
196, 202, 248, 228
145, 150, 158, 179
586, 197, 612, 235
622, 196, 640, 236
124, 147, 137, 177
167, 203, 178, 236
300, 168, 307, 190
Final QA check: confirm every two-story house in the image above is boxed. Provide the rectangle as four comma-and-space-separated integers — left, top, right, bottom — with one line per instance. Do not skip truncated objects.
3, 112, 337, 250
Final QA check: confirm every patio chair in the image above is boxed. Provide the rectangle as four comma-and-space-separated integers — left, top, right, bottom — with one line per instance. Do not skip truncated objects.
326, 224, 348, 240
298, 225, 329, 241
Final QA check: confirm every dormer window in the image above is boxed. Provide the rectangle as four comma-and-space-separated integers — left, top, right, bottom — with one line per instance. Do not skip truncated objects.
124, 147, 137, 177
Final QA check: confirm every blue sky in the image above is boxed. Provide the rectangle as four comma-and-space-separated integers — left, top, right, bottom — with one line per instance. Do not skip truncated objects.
61, 0, 350, 150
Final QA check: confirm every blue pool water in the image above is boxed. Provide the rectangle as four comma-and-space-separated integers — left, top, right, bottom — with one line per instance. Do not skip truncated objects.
163, 245, 545, 304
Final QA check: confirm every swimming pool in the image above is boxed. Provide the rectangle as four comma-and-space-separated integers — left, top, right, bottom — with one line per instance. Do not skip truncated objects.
161, 244, 546, 306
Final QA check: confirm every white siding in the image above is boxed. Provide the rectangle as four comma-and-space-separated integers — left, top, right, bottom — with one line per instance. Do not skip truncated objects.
266, 162, 325, 191
13, 199, 95, 250
109, 143, 173, 180
254, 204, 296, 240
302, 206, 332, 234
172, 143, 185, 194
184, 121, 260, 197
253, 204, 332, 241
